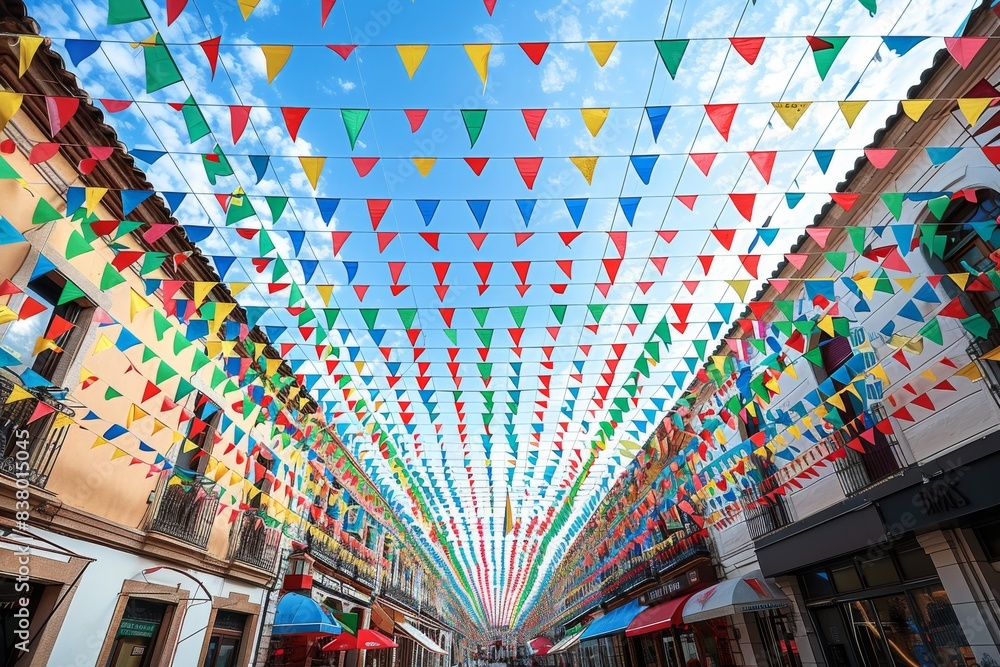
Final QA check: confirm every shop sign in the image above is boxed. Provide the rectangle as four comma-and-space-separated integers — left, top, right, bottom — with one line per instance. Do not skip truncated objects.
739, 601, 788, 612
640, 566, 712, 606
116, 620, 158, 638
312, 571, 368, 605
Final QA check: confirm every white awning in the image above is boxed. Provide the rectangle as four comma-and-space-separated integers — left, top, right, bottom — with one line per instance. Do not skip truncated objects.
397, 619, 447, 654
549, 631, 583, 654
681, 572, 789, 623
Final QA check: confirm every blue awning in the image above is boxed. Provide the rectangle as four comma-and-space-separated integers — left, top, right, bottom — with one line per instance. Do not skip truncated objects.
580, 599, 644, 640
272, 592, 343, 636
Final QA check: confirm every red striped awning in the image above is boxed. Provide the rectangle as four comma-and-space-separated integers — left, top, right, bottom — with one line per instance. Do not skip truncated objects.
625, 593, 694, 637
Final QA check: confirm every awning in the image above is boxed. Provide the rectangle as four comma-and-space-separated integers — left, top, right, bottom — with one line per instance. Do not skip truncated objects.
681, 573, 789, 623
549, 631, 584, 654
528, 637, 553, 655
580, 599, 644, 641
625, 592, 695, 637
323, 628, 398, 651
397, 619, 447, 654
371, 602, 395, 635
272, 592, 343, 637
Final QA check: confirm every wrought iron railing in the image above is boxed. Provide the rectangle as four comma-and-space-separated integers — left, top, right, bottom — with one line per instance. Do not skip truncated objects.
229, 509, 281, 571
967, 331, 1000, 408
383, 581, 420, 609
741, 475, 794, 540
307, 532, 379, 589
146, 471, 220, 548
0, 374, 75, 489
648, 527, 712, 574
832, 405, 904, 497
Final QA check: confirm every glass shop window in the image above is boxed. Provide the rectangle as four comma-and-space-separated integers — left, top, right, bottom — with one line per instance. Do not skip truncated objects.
107, 598, 172, 667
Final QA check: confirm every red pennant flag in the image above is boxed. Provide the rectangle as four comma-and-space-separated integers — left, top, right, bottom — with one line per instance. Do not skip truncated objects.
521, 109, 546, 139
558, 231, 581, 246
281, 107, 309, 141
45, 96, 79, 137
739, 254, 761, 278
556, 260, 573, 278
676, 195, 697, 210
377, 232, 397, 252
231, 105, 251, 144
938, 297, 969, 319
28, 402, 55, 424
711, 228, 737, 250
698, 255, 714, 273
100, 99, 132, 113
690, 152, 717, 176
465, 157, 489, 175
805, 227, 832, 248
419, 232, 439, 250
484, 0, 497, 15
29, 143, 59, 165
327, 44, 357, 60
514, 232, 533, 247
388, 261, 405, 284
520, 42, 549, 65
944, 36, 987, 69
167, 0, 188, 24
864, 148, 897, 169
474, 262, 493, 283
609, 231, 627, 258
831, 192, 860, 211
728, 193, 755, 221
705, 104, 738, 141
404, 109, 428, 132
512, 261, 530, 284
514, 157, 543, 189
748, 151, 776, 183
729, 36, 765, 65
199, 36, 221, 78
352, 157, 379, 177
468, 233, 487, 250
650, 257, 668, 274
367, 199, 391, 229
321, 0, 337, 26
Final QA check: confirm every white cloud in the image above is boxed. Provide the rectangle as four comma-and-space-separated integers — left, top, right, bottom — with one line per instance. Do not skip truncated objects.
541, 53, 578, 93
338, 78, 357, 92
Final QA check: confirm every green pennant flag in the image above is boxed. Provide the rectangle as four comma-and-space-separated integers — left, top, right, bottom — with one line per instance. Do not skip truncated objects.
140, 252, 167, 275
271, 257, 288, 282
846, 227, 867, 255
927, 195, 951, 221
341, 109, 369, 150
477, 363, 492, 379
180, 96, 211, 143
692, 339, 709, 358
804, 346, 825, 368
0, 156, 19, 179
141, 346, 156, 363
144, 33, 183, 93
65, 231, 93, 259
175, 377, 197, 401
810, 37, 849, 80
509, 305, 527, 327
462, 110, 487, 148
634, 355, 650, 377
104, 386, 123, 401
881, 192, 904, 220
653, 317, 672, 345
918, 317, 943, 345
108, 0, 150, 24
398, 308, 416, 329
476, 329, 494, 348
227, 192, 256, 225
58, 280, 85, 305
265, 196, 287, 223
857, 0, 877, 14
473, 308, 489, 327
152, 310, 171, 341
550, 304, 566, 324
655, 40, 689, 79
114, 220, 144, 240
361, 308, 379, 329
644, 340, 660, 363
156, 361, 178, 384
32, 198, 62, 225
824, 252, 847, 271
631, 303, 647, 322
588, 304, 607, 323
173, 330, 191, 354
204, 146, 235, 185
444, 329, 458, 346
100, 263, 126, 290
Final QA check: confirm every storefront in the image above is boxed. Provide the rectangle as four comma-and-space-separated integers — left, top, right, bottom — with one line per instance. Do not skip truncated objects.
797, 538, 975, 667
624, 563, 718, 667
578, 599, 644, 667
267, 592, 343, 666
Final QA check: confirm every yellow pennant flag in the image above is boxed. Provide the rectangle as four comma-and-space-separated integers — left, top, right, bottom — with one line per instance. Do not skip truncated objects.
957, 98, 992, 126
725, 279, 752, 300
504, 493, 514, 535
569, 156, 598, 184
84, 187, 107, 216
0, 92, 24, 130
901, 99, 932, 122
316, 284, 334, 305
772, 102, 811, 130
464, 44, 491, 91
588, 41, 617, 67
948, 273, 970, 291
229, 282, 250, 297
0, 306, 16, 326
412, 157, 436, 176
955, 361, 983, 382
397, 45, 429, 79
126, 404, 148, 427
130, 289, 151, 321
18, 35, 44, 78
838, 100, 867, 128
894, 276, 918, 292
581, 108, 609, 137
261, 45, 293, 84
193, 281, 217, 305
110, 448, 129, 461
32, 338, 62, 356
299, 156, 326, 190
94, 335, 115, 354
5, 385, 33, 404
237, 0, 261, 20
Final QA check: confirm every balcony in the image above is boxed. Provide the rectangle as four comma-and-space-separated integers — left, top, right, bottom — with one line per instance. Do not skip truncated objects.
0, 374, 75, 489
306, 531, 379, 590
600, 561, 654, 603
229, 509, 281, 572
832, 406, 904, 497
383, 581, 420, 609
146, 471, 220, 548
741, 476, 794, 540
648, 527, 712, 574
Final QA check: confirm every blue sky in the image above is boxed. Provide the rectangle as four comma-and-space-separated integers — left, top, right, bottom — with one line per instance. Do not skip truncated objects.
37, 0, 979, 627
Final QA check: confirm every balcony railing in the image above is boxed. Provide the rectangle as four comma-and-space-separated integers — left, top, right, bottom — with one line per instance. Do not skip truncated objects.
383, 581, 420, 609
741, 475, 794, 540
648, 527, 712, 574
229, 509, 281, 571
832, 405, 904, 497
146, 471, 220, 548
0, 374, 74, 489
307, 532, 379, 590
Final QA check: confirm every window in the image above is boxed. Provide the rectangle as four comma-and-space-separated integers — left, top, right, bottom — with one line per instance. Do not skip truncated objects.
202, 611, 247, 667
975, 518, 1000, 562
175, 392, 222, 474
107, 598, 172, 667
0, 272, 91, 386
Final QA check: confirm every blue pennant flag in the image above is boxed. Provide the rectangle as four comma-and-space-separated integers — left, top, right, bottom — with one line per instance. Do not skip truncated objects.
212, 255, 236, 279
564, 199, 588, 227
646, 106, 670, 141
344, 261, 359, 284
183, 225, 213, 242
162, 191, 186, 211
131, 149, 165, 165
785, 193, 804, 208
65, 39, 101, 66
300, 260, 318, 282
630, 155, 658, 185
287, 230, 305, 256
813, 150, 834, 174
619, 197, 640, 226
416, 200, 439, 226
516, 199, 536, 226
122, 190, 154, 216
882, 36, 927, 56
317, 198, 340, 224
249, 155, 269, 183
467, 200, 490, 228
